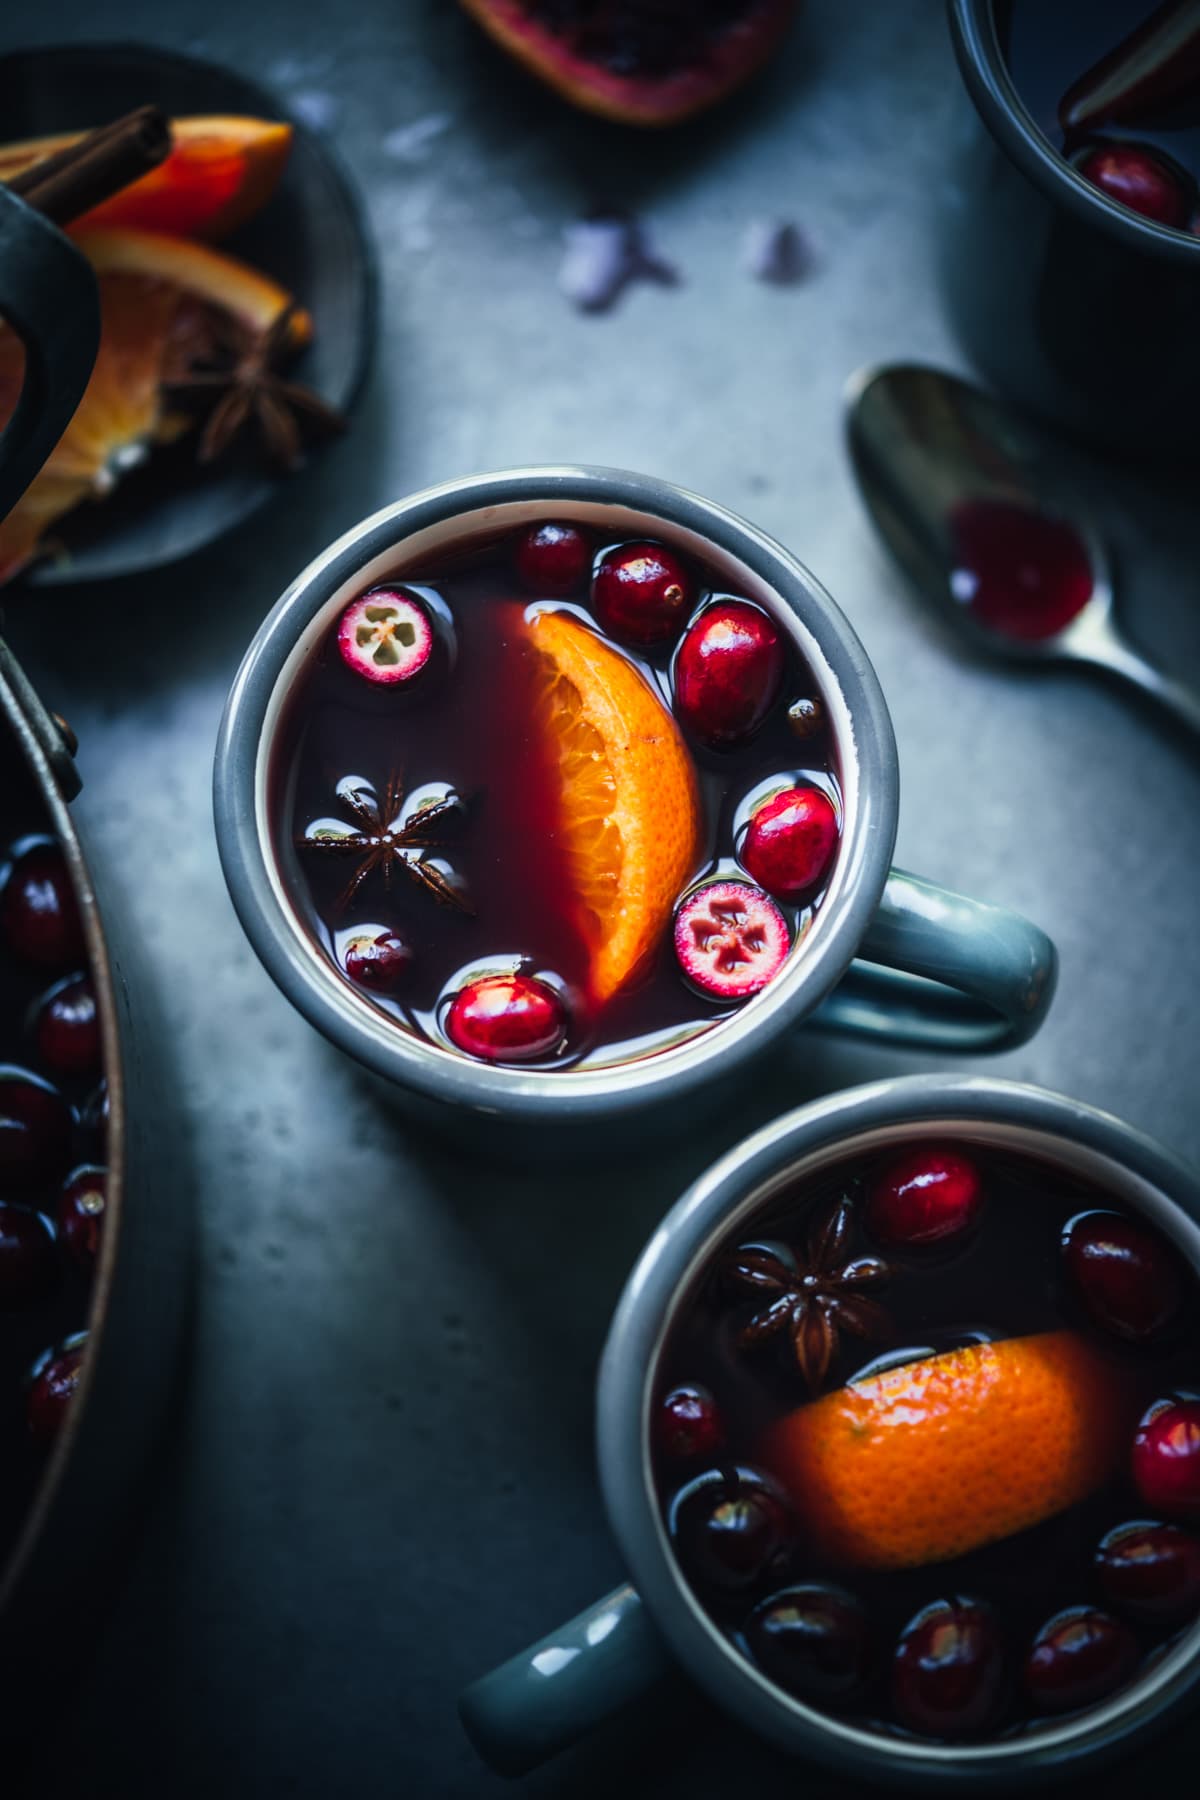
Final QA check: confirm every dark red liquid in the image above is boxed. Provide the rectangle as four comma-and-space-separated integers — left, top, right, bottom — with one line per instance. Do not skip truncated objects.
652, 1142, 1200, 1740
949, 499, 1094, 642
271, 524, 841, 1069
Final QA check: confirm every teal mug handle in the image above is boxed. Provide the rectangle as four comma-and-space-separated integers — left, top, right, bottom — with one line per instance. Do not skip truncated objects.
460, 1584, 669, 1778
813, 868, 1057, 1052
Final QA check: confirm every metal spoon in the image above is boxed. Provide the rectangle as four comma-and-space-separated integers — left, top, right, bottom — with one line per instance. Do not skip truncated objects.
844, 363, 1200, 741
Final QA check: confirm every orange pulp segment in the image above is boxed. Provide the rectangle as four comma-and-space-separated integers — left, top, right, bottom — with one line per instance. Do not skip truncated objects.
762, 1330, 1127, 1570
523, 608, 702, 1004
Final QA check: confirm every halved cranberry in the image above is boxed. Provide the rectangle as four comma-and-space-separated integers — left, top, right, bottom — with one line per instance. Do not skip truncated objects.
1076, 142, 1191, 229
747, 1583, 872, 1704
591, 541, 694, 645
343, 931, 412, 993
1024, 1607, 1137, 1713
892, 1598, 1003, 1737
673, 601, 785, 747
740, 785, 838, 901
33, 974, 100, 1077
673, 880, 789, 1002
1061, 1210, 1182, 1343
1, 843, 84, 968
655, 1385, 725, 1463
0, 1201, 57, 1308
0, 1070, 72, 1190
1096, 1521, 1200, 1625
58, 1165, 107, 1267
867, 1146, 983, 1248
27, 1342, 85, 1445
446, 974, 567, 1064
1132, 1400, 1200, 1518
336, 588, 434, 686
515, 522, 591, 595
671, 1467, 793, 1594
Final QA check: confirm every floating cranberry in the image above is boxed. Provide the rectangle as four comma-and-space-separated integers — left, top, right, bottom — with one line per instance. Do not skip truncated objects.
656, 1385, 725, 1463
343, 931, 412, 993
673, 601, 785, 747
1061, 1210, 1182, 1343
336, 588, 434, 686
27, 1342, 85, 1445
673, 880, 789, 1002
446, 974, 567, 1064
591, 541, 694, 645
1096, 1521, 1200, 1625
1132, 1400, 1200, 1518
0, 1202, 57, 1308
740, 786, 838, 902
58, 1166, 107, 1267
867, 1146, 983, 1249
1076, 142, 1191, 229
671, 1469, 793, 1594
33, 974, 100, 1077
1, 843, 84, 968
0, 1070, 72, 1190
1024, 1607, 1136, 1713
891, 1598, 1004, 1737
747, 1583, 872, 1705
515, 522, 591, 595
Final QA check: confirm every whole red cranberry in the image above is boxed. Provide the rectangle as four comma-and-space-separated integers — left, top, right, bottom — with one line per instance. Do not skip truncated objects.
1, 843, 84, 968
1061, 1211, 1182, 1343
672, 1469, 793, 1594
740, 785, 839, 901
747, 1583, 872, 1705
27, 1341, 86, 1444
891, 1598, 1004, 1737
515, 522, 591, 595
1076, 142, 1191, 229
1096, 1521, 1200, 1625
446, 974, 567, 1064
673, 601, 785, 747
655, 1385, 725, 1463
867, 1146, 983, 1248
33, 975, 101, 1077
58, 1165, 108, 1267
1024, 1607, 1136, 1713
591, 541, 694, 645
1132, 1400, 1200, 1518
0, 1070, 72, 1190
343, 931, 412, 993
0, 1201, 57, 1308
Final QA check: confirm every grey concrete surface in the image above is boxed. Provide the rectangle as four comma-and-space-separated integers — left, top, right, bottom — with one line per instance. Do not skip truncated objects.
2, 1, 1197, 1794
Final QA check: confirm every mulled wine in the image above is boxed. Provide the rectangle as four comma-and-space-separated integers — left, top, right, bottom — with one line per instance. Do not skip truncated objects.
271, 519, 843, 1069
651, 1138, 1200, 1740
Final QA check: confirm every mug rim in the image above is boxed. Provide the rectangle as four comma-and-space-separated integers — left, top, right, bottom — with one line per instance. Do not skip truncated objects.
597, 1074, 1200, 1782
213, 465, 899, 1122
948, 0, 1200, 268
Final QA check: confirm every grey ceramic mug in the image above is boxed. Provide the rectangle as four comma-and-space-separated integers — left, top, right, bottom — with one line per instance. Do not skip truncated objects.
460, 1075, 1200, 1785
214, 468, 1056, 1150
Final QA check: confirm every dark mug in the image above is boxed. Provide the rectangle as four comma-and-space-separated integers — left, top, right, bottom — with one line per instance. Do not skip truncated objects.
943, 0, 1200, 458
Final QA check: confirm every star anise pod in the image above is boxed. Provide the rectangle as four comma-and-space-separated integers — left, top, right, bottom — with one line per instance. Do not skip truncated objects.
297, 769, 472, 914
165, 302, 346, 473
723, 1196, 891, 1396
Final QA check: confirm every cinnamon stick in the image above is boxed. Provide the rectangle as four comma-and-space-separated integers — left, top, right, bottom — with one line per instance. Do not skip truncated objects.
7, 105, 171, 228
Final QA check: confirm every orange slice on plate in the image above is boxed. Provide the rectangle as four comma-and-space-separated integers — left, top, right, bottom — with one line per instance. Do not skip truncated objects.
524, 608, 702, 1004
0, 115, 292, 239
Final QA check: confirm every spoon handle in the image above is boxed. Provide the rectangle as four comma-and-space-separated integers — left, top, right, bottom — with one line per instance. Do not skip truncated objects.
1077, 626, 1200, 742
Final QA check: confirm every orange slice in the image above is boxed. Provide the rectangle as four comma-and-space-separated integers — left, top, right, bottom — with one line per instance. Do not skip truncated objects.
762, 1331, 1127, 1570
0, 229, 307, 585
0, 115, 292, 238
524, 608, 702, 1004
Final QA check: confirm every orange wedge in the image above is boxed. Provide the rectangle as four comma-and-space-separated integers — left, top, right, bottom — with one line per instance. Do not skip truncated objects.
762, 1331, 1128, 1570
0, 229, 307, 585
0, 115, 292, 239
524, 608, 702, 1004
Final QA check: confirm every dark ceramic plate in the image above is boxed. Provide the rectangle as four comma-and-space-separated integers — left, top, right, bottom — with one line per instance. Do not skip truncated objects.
0, 41, 376, 587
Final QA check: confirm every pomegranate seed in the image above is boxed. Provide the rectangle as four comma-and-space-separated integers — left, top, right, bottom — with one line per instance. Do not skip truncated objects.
27, 1342, 86, 1445
336, 588, 434, 686
33, 974, 100, 1077
867, 1146, 983, 1248
591, 541, 694, 645
1132, 1399, 1200, 1518
673, 600, 785, 747
740, 785, 838, 901
747, 1583, 872, 1704
656, 1385, 725, 1462
1096, 1521, 1200, 1625
515, 522, 591, 595
58, 1165, 108, 1267
673, 880, 789, 1002
1, 843, 84, 967
1024, 1607, 1136, 1713
1062, 1210, 1182, 1342
343, 930, 412, 992
892, 1598, 1004, 1737
1076, 142, 1191, 228
0, 1201, 57, 1308
446, 974, 567, 1064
